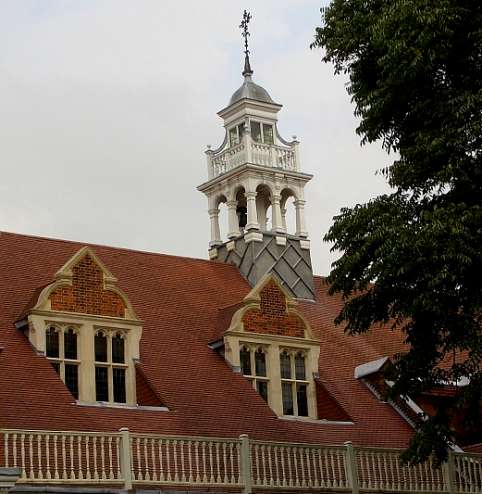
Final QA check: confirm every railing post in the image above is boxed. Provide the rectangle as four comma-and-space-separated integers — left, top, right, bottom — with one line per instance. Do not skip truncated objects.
239, 434, 252, 494
344, 442, 359, 494
119, 428, 132, 490
443, 451, 456, 494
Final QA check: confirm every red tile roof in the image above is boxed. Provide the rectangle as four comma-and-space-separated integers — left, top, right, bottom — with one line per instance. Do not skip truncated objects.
0, 231, 415, 448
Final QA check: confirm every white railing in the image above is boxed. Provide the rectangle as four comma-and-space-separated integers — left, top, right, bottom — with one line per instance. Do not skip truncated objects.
251, 440, 348, 489
1, 430, 123, 484
211, 143, 246, 177
357, 447, 445, 492
2, 428, 482, 493
208, 138, 299, 178
454, 453, 482, 493
130, 434, 242, 486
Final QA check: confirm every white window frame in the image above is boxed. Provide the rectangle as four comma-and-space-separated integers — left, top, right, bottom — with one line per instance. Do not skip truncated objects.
279, 348, 310, 417
45, 323, 81, 398
94, 329, 128, 404
239, 343, 270, 401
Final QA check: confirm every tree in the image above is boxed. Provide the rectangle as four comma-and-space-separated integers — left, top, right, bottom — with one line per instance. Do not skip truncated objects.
312, 0, 482, 463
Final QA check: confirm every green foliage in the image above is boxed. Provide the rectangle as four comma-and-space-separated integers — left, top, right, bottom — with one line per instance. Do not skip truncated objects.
312, 0, 482, 463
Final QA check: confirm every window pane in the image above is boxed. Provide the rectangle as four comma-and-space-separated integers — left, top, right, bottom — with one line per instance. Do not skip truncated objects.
297, 384, 308, 417
240, 347, 251, 375
256, 381, 268, 402
263, 124, 274, 144
229, 127, 239, 147
254, 349, 266, 377
251, 121, 262, 142
95, 333, 108, 362
295, 353, 306, 380
64, 329, 77, 360
51, 362, 60, 375
65, 364, 79, 399
113, 368, 126, 403
112, 334, 125, 363
46, 328, 59, 358
282, 382, 294, 415
95, 366, 109, 401
280, 352, 291, 379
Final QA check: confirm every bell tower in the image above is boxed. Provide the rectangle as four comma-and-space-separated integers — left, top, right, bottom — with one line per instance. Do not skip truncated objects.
197, 11, 315, 299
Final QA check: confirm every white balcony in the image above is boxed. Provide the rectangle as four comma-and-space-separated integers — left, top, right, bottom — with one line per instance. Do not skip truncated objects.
207, 134, 300, 180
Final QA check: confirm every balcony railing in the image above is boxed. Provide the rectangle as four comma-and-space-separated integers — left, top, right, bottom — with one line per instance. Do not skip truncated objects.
207, 136, 299, 179
1, 428, 482, 493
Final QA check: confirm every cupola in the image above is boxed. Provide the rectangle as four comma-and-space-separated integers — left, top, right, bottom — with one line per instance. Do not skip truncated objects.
197, 12, 315, 300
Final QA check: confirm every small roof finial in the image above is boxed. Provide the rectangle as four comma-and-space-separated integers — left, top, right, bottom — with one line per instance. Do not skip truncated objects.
240, 10, 253, 78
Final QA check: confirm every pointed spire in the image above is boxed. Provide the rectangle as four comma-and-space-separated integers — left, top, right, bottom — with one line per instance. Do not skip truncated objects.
240, 10, 253, 78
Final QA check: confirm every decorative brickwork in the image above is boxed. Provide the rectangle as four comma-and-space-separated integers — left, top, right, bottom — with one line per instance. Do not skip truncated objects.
243, 280, 305, 337
50, 254, 126, 317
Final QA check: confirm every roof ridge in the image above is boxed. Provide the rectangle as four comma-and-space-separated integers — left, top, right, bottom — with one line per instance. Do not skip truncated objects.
0, 230, 230, 267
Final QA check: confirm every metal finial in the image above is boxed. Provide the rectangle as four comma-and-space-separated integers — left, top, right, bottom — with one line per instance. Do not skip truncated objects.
239, 10, 253, 77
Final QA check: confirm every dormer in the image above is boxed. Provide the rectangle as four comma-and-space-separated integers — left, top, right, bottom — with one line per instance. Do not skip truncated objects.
17, 247, 144, 407
221, 274, 320, 418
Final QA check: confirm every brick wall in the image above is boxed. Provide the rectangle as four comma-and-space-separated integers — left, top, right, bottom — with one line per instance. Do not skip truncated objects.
242, 280, 305, 337
50, 254, 126, 318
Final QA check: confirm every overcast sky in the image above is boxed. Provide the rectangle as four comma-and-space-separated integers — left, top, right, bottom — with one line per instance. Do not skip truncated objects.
0, 0, 391, 275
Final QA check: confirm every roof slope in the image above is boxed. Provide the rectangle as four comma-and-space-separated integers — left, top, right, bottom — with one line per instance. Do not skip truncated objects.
0, 231, 413, 448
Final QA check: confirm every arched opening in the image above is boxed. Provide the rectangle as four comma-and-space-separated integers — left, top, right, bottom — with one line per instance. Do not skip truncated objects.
216, 195, 228, 242
281, 189, 297, 235
256, 184, 272, 232
235, 187, 247, 232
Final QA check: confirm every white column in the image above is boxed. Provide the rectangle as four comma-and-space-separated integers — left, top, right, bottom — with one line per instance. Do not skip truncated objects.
245, 192, 259, 231
208, 208, 221, 246
271, 195, 285, 233
227, 200, 240, 239
281, 207, 287, 232
294, 199, 308, 237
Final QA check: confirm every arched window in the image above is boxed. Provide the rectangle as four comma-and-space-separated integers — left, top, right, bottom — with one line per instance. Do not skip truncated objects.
112, 333, 125, 363
45, 326, 79, 399
281, 189, 297, 235
239, 345, 269, 402
95, 332, 108, 362
64, 328, 77, 360
46, 327, 59, 359
256, 184, 272, 231
280, 350, 309, 417
94, 331, 127, 403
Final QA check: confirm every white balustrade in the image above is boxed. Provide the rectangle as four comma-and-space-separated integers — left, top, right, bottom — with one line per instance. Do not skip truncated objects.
209, 140, 298, 178
454, 453, 482, 493
2, 430, 122, 484
250, 440, 348, 490
129, 434, 242, 486
357, 447, 445, 492
2, 429, 481, 493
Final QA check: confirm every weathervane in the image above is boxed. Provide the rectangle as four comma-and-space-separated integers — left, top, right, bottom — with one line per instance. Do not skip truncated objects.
240, 10, 253, 77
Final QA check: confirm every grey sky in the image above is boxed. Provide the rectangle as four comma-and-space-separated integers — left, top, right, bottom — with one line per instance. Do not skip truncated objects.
0, 0, 391, 275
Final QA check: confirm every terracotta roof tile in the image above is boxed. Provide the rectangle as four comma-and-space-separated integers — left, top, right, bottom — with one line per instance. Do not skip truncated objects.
0, 231, 414, 448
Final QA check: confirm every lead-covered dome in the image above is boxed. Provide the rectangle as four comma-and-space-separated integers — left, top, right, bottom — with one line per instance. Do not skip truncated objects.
229, 76, 274, 106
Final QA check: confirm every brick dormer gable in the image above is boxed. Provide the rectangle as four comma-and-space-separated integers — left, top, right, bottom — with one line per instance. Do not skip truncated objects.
17, 246, 143, 406
28, 246, 138, 320
226, 274, 314, 339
